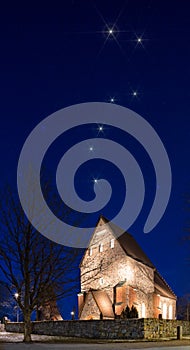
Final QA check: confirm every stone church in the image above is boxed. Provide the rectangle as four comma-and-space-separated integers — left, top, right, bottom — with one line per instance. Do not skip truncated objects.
78, 216, 176, 320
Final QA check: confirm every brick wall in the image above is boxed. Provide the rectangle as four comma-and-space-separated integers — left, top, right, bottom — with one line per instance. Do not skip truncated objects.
6, 319, 190, 339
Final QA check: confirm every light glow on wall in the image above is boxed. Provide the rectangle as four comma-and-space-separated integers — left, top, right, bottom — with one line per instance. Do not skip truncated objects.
126, 266, 133, 281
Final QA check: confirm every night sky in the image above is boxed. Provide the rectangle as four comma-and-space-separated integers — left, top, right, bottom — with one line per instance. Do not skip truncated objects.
0, 1, 190, 318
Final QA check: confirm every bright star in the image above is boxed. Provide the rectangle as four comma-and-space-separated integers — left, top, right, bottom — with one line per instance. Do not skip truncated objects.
103, 26, 118, 41
110, 97, 115, 103
130, 89, 141, 100
92, 3, 129, 56
133, 33, 147, 48
96, 23, 126, 56
94, 179, 98, 184
101, 25, 117, 39
97, 124, 105, 135
89, 146, 94, 152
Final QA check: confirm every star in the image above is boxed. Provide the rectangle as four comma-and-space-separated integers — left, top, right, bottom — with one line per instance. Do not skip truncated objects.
103, 26, 118, 40
94, 179, 98, 184
130, 89, 141, 100
96, 123, 109, 135
89, 146, 94, 152
133, 33, 147, 48
96, 23, 125, 56
110, 97, 115, 103
85, 3, 129, 57
97, 124, 105, 136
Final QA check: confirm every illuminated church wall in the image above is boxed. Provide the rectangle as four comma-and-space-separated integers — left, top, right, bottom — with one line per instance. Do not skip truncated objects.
79, 217, 176, 320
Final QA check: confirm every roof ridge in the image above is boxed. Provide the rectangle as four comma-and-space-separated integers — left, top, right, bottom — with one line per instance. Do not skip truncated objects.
155, 269, 176, 297
107, 220, 155, 269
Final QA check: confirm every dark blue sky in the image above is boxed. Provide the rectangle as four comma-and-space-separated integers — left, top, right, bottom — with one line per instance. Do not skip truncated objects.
0, 0, 190, 318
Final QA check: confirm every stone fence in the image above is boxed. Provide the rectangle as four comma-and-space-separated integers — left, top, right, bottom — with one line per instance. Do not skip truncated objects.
0, 324, 4, 332
5, 319, 190, 340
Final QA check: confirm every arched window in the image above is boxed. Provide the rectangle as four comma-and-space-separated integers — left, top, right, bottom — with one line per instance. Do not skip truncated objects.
141, 302, 146, 318
89, 247, 93, 256
163, 303, 167, 319
110, 239, 114, 248
99, 243, 103, 252
169, 304, 173, 319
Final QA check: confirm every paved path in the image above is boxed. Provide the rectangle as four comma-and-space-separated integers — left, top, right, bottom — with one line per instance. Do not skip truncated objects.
0, 333, 189, 349
0, 344, 189, 350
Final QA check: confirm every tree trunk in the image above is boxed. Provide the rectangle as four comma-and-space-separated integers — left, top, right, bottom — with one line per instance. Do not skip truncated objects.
23, 311, 32, 343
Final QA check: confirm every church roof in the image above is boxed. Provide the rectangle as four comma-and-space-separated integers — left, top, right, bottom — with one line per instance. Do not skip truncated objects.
99, 216, 154, 268
81, 215, 176, 300
154, 270, 176, 299
105, 217, 176, 299
105, 217, 177, 299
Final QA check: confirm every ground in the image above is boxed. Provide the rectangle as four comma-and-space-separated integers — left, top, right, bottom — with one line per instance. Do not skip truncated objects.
0, 333, 190, 349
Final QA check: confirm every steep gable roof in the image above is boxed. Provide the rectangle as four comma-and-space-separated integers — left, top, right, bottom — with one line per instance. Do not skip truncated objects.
107, 218, 155, 269
104, 217, 176, 299
154, 270, 176, 299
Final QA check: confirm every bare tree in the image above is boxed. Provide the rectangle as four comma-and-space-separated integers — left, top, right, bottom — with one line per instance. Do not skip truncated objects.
0, 186, 82, 342
177, 294, 190, 320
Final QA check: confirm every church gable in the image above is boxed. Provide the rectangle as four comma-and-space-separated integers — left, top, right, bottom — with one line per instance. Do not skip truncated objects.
80, 216, 127, 292
78, 216, 176, 320
84, 216, 125, 255
80, 216, 126, 267
80, 216, 155, 294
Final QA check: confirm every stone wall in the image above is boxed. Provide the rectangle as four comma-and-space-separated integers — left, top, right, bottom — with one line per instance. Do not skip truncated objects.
144, 319, 190, 339
6, 319, 190, 339
0, 324, 4, 332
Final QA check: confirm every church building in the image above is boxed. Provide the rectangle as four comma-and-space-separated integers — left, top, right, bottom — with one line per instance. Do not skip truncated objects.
78, 216, 176, 320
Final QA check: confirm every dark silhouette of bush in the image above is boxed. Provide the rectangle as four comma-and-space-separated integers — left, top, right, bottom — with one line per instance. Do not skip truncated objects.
130, 305, 138, 318
120, 304, 138, 319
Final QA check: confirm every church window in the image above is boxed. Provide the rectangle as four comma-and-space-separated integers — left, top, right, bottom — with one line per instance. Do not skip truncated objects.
100, 278, 104, 285
163, 303, 167, 319
110, 239, 114, 248
99, 243, 103, 252
169, 304, 173, 319
89, 247, 93, 256
141, 302, 146, 318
